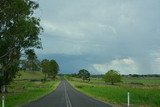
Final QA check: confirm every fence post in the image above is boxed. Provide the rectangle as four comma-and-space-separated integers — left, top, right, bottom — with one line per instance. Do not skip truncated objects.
1, 85, 5, 107
127, 92, 130, 107
2, 95, 4, 107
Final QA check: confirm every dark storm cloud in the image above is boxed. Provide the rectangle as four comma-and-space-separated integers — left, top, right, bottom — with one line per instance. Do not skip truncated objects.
36, 0, 160, 74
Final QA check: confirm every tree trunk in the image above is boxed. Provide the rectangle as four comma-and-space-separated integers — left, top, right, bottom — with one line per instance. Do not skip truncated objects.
111, 82, 114, 85
0, 85, 8, 93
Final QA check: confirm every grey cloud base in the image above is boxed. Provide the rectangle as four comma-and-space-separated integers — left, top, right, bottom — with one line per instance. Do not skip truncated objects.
36, 0, 160, 74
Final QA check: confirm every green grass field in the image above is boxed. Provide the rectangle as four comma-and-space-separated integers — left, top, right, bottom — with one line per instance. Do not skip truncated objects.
0, 71, 60, 107
67, 77, 160, 107
15, 71, 45, 80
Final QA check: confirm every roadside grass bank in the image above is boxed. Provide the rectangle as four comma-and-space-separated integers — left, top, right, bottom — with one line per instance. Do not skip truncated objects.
0, 71, 60, 107
67, 77, 160, 107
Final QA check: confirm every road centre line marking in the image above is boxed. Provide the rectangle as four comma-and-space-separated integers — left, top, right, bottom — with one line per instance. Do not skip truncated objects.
64, 82, 72, 107
64, 82, 69, 107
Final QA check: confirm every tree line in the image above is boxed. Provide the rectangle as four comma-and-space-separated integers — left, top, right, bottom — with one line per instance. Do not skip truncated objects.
20, 50, 59, 81
20, 56, 59, 81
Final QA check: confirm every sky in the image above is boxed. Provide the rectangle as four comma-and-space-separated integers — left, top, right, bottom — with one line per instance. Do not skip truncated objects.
35, 0, 160, 74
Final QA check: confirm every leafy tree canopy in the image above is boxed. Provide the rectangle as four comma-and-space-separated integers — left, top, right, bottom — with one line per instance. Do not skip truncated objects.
104, 69, 121, 85
24, 49, 40, 71
78, 69, 90, 82
0, 0, 42, 91
41, 59, 59, 80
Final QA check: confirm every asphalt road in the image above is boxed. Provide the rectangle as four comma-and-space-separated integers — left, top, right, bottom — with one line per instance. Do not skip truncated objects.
23, 79, 112, 107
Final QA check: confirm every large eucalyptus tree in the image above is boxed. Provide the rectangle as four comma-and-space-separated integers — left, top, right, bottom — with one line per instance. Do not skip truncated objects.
0, 0, 42, 92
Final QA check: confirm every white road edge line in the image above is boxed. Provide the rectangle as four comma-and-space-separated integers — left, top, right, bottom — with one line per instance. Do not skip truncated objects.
64, 82, 72, 107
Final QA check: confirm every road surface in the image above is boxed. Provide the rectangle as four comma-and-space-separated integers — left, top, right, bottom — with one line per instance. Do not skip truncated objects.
23, 79, 112, 107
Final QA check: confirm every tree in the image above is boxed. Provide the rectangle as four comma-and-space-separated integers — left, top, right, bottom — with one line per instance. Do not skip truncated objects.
78, 69, 90, 82
25, 49, 40, 71
104, 70, 121, 85
41, 59, 50, 80
41, 59, 59, 80
48, 60, 59, 79
0, 0, 42, 92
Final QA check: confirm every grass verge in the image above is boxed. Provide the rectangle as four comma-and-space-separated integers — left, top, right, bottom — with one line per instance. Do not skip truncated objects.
68, 77, 160, 107
0, 71, 61, 107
